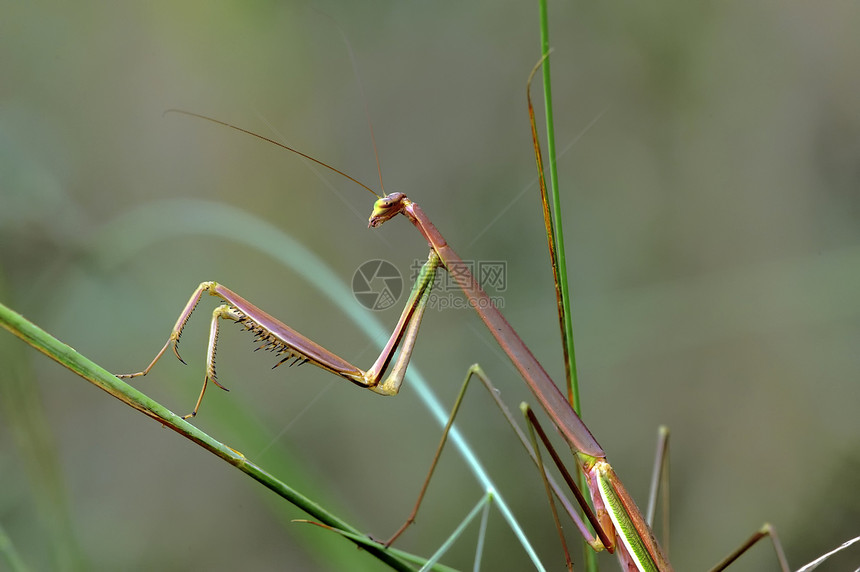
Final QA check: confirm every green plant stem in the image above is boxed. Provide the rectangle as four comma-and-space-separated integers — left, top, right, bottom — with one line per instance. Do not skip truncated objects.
0, 520, 29, 572
537, 0, 579, 414
537, 1, 594, 571
0, 301, 426, 572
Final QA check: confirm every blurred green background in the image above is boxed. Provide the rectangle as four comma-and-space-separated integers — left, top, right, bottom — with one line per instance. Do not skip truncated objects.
2, 1, 859, 570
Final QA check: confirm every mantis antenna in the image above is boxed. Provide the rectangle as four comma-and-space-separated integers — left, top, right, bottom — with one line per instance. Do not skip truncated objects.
163, 109, 381, 199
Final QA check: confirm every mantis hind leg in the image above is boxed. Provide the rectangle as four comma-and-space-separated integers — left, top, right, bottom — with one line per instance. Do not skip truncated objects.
643, 426, 790, 572
708, 523, 789, 572
384, 364, 609, 566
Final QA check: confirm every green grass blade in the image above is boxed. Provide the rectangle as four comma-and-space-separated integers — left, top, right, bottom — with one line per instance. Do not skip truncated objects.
537, 0, 579, 413
0, 521, 29, 572
292, 522, 458, 572
0, 276, 87, 572
537, 1, 594, 571
0, 301, 417, 572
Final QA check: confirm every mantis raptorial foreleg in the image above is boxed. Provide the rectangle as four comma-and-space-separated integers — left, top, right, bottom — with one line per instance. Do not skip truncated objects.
118, 250, 443, 418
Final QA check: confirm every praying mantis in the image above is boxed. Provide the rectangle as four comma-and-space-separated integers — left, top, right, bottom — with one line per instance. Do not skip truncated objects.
113, 65, 800, 570
1, 2, 858, 570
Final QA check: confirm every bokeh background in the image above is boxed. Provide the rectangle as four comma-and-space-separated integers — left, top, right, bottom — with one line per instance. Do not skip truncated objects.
2, 1, 859, 570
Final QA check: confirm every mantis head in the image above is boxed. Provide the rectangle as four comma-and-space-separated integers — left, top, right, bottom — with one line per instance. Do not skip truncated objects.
368, 192, 409, 228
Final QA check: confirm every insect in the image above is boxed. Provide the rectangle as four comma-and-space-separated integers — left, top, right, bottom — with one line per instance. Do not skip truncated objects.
116, 87, 804, 569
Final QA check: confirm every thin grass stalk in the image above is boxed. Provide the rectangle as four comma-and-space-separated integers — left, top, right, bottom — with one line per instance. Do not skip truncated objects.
537, 0, 579, 412
418, 494, 494, 572
536, 2, 596, 570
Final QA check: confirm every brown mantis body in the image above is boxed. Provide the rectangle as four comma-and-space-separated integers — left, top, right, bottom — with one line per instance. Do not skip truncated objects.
120, 162, 798, 569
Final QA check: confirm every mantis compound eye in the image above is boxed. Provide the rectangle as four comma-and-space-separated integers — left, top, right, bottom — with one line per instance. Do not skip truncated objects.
368, 192, 407, 228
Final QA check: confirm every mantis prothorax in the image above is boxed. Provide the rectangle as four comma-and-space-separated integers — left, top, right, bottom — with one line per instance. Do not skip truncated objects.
118, 93, 795, 572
